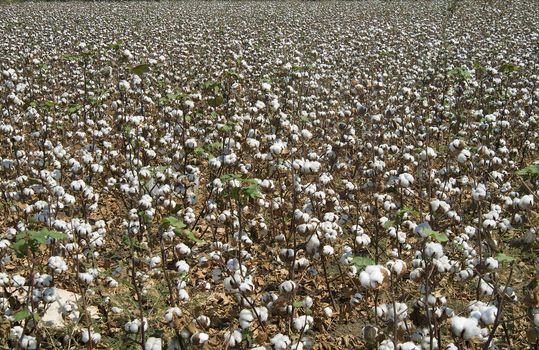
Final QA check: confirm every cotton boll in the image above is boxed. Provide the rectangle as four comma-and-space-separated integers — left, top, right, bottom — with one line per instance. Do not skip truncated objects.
224, 329, 242, 347
378, 339, 395, 350
279, 280, 296, 293
360, 265, 389, 289
239, 309, 254, 329
164, 307, 182, 323
424, 242, 443, 259
175, 260, 190, 273
293, 315, 314, 332
81, 329, 101, 344
270, 333, 291, 350
519, 195, 534, 210
191, 332, 209, 344
145, 337, 162, 350
450, 316, 481, 340
397, 342, 419, 350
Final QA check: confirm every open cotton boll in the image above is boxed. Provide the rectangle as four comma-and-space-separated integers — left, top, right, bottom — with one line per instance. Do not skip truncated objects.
144, 337, 162, 350
424, 242, 443, 259
293, 315, 314, 332
378, 339, 395, 350
360, 265, 389, 289
19, 335, 38, 350
533, 311, 539, 328
239, 309, 255, 329
386, 259, 406, 275
519, 194, 534, 210
191, 332, 209, 344
270, 333, 291, 350
450, 316, 482, 340
398, 173, 414, 188
164, 307, 182, 323
468, 301, 498, 325
225, 330, 242, 347
397, 341, 420, 350
279, 280, 296, 293
81, 329, 101, 344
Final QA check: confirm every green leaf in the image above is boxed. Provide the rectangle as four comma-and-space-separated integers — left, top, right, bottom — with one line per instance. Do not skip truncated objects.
516, 164, 539, 177
207, 95, 224, 107
293, 301, 304, 308
12, 239, 28, 257
396, 207, 419, 218
68, 104, 82, 113
448, 67, 471, 80
162, 216, 186, 230
132, 63, 150, 76
29, 229, 67, 243
13, 309, 31, 321
350, 255, 375, 270
499, 63, 520, 74
423, 228, 449, 242
63, 54, 81, 62
220, 173, 242, 182
182, 229, 203, 244
162, 217, 202, 244
241, 329, 252, 342
383, 220, 395, 229
244, 184, 262, 199
496, 252, 517, 263
526, 278, 538, 291
108, 40, 123, 50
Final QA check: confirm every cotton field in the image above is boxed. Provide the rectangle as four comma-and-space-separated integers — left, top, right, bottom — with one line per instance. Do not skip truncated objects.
0, 1, 538, 349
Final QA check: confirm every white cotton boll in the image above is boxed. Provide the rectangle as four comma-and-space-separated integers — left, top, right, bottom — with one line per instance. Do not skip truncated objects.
48, 256, 68, 274
81, 329, 101, 344
261, 82, 271, 91
472, 184, 487, 201
175, 260, 190, 274
478, 279, 494, 296
359, 265, 388, 289
279, 280, 296, 293
450, 316, 481, 340
9, 326, 23, 340
145, 337, 162, 350
424, 242, 443, 259
225, 329, 242, 347
322, 245, 334, 256
378, 340, 395, 350
239, 309, 254, 329
457, 150, 470, 163
191, 332, 209, 344
387, 259, 406, 275
177, 289, 189, 301
323, 306, 333, 317
78, 272, 94, 284
519, 195, 534, 210
485, 257, 499, 270
306, 234, 320, 254
398, 173, 414, 188
271, 333, 291, 350
175, 243, 191, 256
164, 307, 182, 323
147, 256, 161, 269
356, 233, 371, 246
533, 312, 539, 328
293, 315, 314, 332
397, 342, 419, 350
19, 335, 38, 350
